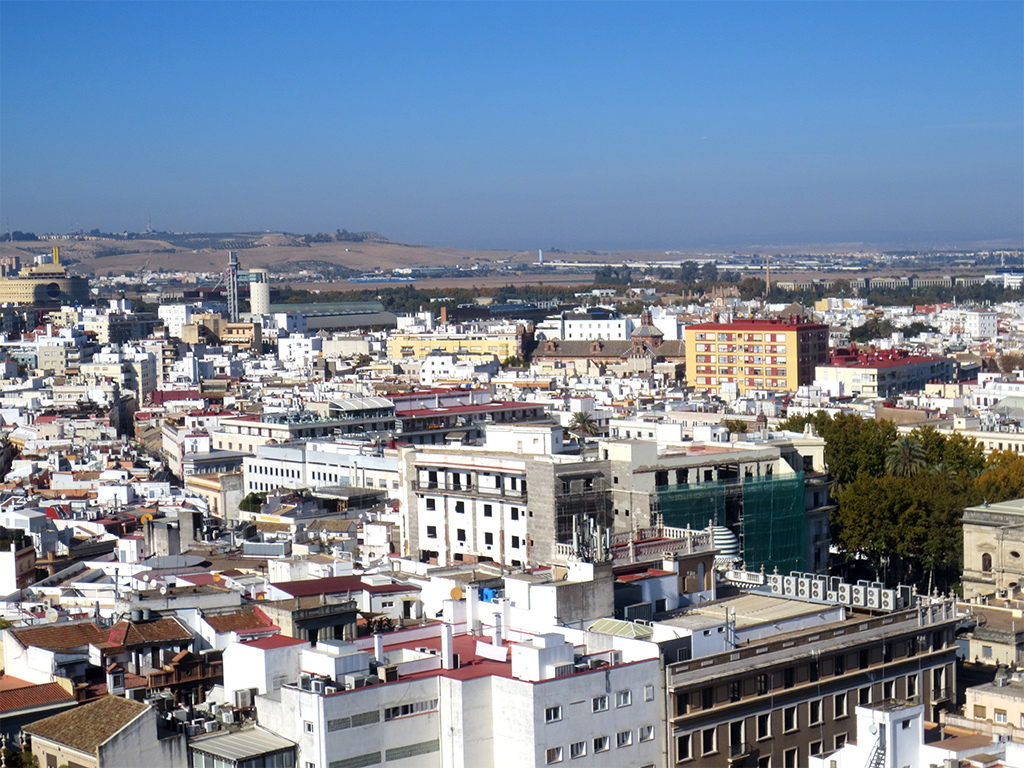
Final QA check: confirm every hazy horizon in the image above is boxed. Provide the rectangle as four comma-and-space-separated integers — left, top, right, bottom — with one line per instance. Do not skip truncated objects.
2, 2, 1022, 251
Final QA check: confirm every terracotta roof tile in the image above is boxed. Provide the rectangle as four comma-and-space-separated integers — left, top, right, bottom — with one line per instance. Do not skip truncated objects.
106, 617, 194, 646
204, 610, 275, 634
24, 695, 150, 754
11, 622, 105, 651
0, 682, 76, 713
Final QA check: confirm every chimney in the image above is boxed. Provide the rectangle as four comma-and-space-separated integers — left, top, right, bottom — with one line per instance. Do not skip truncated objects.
373, 633, 385, 664
441, 623, 455, 670
467, 585, 479, 635
493, 613, 503, 647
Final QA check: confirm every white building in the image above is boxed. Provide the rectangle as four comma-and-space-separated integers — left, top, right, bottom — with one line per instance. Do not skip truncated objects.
254, 621, 663, 768
964, 308, 999, 340
243, 440, 400, 495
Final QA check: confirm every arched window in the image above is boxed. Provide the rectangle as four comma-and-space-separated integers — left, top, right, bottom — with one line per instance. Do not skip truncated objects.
982, 553, 993, 573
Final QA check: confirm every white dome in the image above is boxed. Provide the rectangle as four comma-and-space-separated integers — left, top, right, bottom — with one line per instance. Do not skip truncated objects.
708, 524, 740, 556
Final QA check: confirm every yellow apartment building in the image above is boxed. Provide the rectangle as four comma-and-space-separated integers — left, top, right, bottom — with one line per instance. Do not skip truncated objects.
685, 317, 829, 394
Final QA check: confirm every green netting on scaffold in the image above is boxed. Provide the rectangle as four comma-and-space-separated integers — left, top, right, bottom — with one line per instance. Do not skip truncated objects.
656, 480, 727, 532
741, 472, 806, 574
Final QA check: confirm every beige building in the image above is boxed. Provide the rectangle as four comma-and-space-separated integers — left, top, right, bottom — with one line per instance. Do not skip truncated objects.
963, 678, 1024, 737
962, 498, 1024, 599
685, 317, 829, 395
0, 247, 89, 306
182, 313, 262, 351
185, 472, 244, 522
386, 330, 521, 362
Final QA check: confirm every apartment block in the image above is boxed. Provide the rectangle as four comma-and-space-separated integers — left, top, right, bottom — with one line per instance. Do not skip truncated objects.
685, 317, 829, 395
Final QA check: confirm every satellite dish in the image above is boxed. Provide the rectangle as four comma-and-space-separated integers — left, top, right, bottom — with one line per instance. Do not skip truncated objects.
141, 574, 150, 583
869, 724, 878, 735
140, 513, 154, 525
450, 586, 464, 601
212, 572, 221, 582
159, 585, 168, 596
44, 607, 58, 623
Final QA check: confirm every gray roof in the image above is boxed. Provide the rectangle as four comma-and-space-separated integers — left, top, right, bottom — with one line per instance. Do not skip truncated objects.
191, 727, 296, 761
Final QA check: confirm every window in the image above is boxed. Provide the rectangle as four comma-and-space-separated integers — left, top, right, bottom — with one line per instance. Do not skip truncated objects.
570, 741, 586, 759
983, 552, 993, 572
902, 718, 912, 730
783, 667, 794, 688
974, 704, 987, 719
701, 728, 716, 756
305, 721, 314, 733
784, 748, 798, 768
677, 734, 692, 761
809, 660, 819, 682
511, 507, 519, 520
729, 680, 741, 701
455, 501, 465, 514
835, 734, 847, 750
757, 673, 769, 695
983, 645, 993, 658
702, 686, 714, 709
617, 730, 633, 748
546, 746, 563, 764
457, 528, 466, 542
907, 674, 918, 699
810, 741, 823, 757
640, 725, 655, 742
511, 535, 520, 549
484, 532, 493, 546
883, 680, 895, 700
426, 525, 437, 538
783, 706, 797, 733
426, 498, 436, 511
545, 705, 562, 723
859, 686, 871, 705
810, 699, 822, 725
592, 695, 608, 712
594, 736, 610, 753
835, 692, 848, 718
484, 504, 493, 517
616, 690, 632, 707
756, 713, 770, 740
644, 684, 655, 701
834, 654, 845, 676
859, 649, 870, 670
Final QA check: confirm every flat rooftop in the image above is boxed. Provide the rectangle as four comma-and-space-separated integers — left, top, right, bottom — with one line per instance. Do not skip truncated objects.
662, 592, 838, 631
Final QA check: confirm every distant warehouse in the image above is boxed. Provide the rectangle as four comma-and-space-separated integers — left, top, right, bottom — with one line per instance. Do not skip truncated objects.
266, 301, 396, 331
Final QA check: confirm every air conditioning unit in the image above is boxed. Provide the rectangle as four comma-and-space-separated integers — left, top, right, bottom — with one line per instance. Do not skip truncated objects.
221, 709, 235, 725
383, 665, 399, 682
299, 674, 312, 691
607, 650, 622, 666
325, 686, 337, 695
312, 680, 324, 694
344, 674, 367, 690
234, 689, 252, 709
204, 721, 218, 733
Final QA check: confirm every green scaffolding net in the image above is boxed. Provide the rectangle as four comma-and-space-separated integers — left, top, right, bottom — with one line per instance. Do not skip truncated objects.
656, 471, 806, 574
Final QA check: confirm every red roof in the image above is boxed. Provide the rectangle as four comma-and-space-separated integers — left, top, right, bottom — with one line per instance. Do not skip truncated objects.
242, 634, 308, 650
272, 575, 418, 598
0, 681, 76, 714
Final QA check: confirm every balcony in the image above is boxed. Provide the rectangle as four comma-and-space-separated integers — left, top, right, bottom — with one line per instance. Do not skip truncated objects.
413, 480, 526, 501
728, 742, 755, 764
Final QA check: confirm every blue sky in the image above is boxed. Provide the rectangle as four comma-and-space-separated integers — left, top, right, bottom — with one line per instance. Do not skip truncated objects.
2, 1, 1021, 250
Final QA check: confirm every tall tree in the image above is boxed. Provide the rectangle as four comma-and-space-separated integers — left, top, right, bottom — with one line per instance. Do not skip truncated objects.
885, 436, 927, 478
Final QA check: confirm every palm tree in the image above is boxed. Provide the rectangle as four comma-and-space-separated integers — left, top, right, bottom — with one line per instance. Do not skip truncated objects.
568, 411, 600, 446
885, 436, 928, 478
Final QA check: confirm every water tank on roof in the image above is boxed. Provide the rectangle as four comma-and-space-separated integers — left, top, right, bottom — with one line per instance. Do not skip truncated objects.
707, 525, 740, 557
